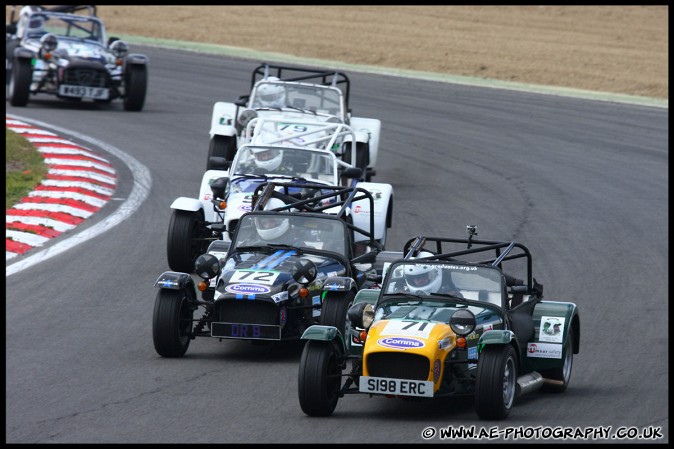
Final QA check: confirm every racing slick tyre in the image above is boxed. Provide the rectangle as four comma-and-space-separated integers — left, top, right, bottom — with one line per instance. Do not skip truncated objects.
8, 57, 32, 107
167, 209, 209, 273
475, 344, 517, 420
541, 327, 574, 393
152, 288, 196, 357
123, 64, 147, 111
320, 290, 356, 337
343, 142, 369, 181
298, 340, 342, 416
207, 135, 237, 169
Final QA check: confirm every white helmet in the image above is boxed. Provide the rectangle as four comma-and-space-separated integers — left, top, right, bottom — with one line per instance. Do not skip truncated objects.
251, 147, 283, 172
254, 198, 290, 241
404, 254, 442, 294
256, 78, 286, 108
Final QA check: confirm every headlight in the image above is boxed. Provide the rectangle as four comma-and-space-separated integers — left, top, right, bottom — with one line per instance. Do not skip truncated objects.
40, 33, 58, 52
291, 258, 317, 284
347, 302, 374, 329
110, 39, 129, 58
361, 303, 374, 328
194, 254, 220, 280
449, 309, 476, 336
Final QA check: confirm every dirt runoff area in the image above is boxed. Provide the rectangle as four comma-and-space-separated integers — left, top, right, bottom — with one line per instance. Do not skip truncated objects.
8, 6, 669, 99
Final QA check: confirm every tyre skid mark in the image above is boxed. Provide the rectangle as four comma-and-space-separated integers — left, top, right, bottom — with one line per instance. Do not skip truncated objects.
5, 116, 117, 260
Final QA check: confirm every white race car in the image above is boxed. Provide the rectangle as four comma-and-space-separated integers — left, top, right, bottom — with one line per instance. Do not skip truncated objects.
207, 63, 381, 182
167, 117, 393, 273
6, 5, 148, 110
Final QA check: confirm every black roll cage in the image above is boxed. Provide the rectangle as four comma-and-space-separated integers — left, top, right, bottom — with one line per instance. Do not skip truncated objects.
251, 63, 351, 111
250, 181, 380, 252
402, 235, 541, 297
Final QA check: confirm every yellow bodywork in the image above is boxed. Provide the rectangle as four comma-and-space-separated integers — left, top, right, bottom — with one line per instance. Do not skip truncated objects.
362, 319, 457, 393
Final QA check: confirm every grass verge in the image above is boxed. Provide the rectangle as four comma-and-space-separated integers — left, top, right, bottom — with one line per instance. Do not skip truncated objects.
6, 127, 48, 209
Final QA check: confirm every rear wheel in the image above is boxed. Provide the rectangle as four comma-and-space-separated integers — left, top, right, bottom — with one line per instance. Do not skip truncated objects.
298, 340, 342, 416
475, 344, 517, 420
541, 327, 574, 393
207, 135, 237, 169
152, 288, 195, 357
167, 209, 208, 273
8, 57, 32, 107
123, 64, 147, 111
320, 290, 356, 336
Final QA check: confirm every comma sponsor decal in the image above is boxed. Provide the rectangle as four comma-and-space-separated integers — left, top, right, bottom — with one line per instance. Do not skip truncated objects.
527, 342, 563, 359
377, 337, 425, 350
225, 283, 271, 295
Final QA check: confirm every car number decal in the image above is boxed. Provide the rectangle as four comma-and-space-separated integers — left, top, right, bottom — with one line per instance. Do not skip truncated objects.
380, 320, 435, 338
230, 269, 280, 285
360, 376, 434, 397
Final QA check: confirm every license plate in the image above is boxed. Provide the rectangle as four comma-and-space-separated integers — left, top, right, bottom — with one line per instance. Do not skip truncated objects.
211, 322, 281, 340
59, 84, 109, 99
359, 376, 434, 397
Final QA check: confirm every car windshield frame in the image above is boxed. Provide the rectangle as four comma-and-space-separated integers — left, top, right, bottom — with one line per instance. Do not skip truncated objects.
381, 260, 506, 308
24, 12, 105, 46
230, 145, 338, 184
250, 81, 344, 118
232, 212, 350, 257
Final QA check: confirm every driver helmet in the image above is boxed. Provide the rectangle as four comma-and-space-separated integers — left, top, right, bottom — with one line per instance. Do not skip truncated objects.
404, 252, 442, 294
254, 198, 290, 241
255, 77, 286, 108
251, 147, 283, 172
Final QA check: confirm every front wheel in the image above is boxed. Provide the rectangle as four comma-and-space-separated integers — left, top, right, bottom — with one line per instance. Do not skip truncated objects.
167, 209, 208, 273
298, 340, 342, 416
152, 288, 195, 357
475, 344, 518, 420
9, 57, 32, 107
320, 290, 356, 336
207, 135, 237, 169
123, 64, 147, 111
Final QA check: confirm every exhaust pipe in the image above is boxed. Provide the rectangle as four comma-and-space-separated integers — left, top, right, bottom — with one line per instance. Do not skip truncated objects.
516, 371, 544, 396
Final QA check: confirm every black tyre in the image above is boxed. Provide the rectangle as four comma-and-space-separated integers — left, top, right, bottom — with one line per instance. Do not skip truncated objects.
167, 209, 208, 273
152, 288, 195, 357
475, 344, 518, 420
320, 290, 356, 336
8, 57, 32, 107
298, 340, 342, 416
207, 135, 237, 169
6, 40, 19, 85
123, 64, 147, 111
343, 142, 369, 181
541, 327, 574, 393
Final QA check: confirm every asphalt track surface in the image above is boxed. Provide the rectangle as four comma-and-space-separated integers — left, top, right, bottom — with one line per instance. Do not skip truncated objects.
5, 45, 668, 443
